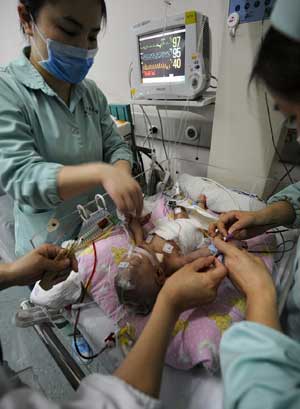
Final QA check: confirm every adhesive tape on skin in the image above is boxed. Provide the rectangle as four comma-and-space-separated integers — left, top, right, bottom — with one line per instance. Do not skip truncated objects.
118, 262, 130, 269
163, 243, 174, 254
208, 243, 219, 256
155, 253, 164, 263
145, 235, 154, 244
174, 207, 182, 215
133, 247, 159, 267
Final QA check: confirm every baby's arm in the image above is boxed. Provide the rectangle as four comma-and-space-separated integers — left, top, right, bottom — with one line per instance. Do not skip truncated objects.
166, 247, 212, 272
129, 218, 144, 246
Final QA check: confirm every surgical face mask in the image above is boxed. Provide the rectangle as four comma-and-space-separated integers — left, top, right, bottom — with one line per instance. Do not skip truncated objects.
31, 21, 98, 84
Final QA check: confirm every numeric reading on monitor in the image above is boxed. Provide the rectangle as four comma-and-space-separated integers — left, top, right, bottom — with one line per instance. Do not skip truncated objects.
139, 26, 186, 84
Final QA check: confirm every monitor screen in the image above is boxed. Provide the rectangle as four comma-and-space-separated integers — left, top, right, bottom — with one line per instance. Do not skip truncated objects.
138, 26, 186, 84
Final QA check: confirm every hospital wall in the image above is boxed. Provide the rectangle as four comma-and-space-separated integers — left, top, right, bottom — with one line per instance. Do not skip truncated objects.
0, 0, 225, 100
0, 1, 24, 64
89, 0, 227, 182
208, 16, 285, 194
0, 1, 297, 195
89, 0, 226, 103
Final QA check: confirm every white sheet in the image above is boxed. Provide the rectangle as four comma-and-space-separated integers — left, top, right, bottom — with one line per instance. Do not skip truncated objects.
178, 173, 266, 213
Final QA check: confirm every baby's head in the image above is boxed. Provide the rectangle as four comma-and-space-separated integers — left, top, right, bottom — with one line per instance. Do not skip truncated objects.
114, 246, 165, 315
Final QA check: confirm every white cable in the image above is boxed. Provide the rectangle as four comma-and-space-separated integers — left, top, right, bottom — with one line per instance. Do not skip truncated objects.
141, 111, 152, 149
161, 1, 173, 169
199, 177, 241, 210
140, 105, 155, 151
128, 62, 133, 89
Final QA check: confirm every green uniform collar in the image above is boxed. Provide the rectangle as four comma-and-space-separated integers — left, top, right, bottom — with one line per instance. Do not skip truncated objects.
271, 0, 300, 41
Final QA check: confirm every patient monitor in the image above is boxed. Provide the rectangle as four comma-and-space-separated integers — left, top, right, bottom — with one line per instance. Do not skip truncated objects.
131, 11, 211, 100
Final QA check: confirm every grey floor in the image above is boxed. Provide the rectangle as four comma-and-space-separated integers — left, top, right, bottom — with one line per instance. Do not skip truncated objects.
0, 284, 75, 403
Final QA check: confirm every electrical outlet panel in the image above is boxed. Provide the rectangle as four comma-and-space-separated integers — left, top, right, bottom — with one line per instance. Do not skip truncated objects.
229, 0, 276, 23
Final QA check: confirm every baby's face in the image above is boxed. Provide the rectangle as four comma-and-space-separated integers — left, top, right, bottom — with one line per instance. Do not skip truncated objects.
115, 250, 163, 314
127, 252, 159, 289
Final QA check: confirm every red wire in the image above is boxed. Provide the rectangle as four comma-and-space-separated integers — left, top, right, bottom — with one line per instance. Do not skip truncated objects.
85, 241, 98, 290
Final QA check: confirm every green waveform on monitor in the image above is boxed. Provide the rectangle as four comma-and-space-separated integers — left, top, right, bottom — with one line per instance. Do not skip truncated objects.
140, 42, 165, 51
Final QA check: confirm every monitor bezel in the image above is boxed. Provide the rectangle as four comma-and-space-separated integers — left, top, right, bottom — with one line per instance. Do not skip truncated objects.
131, 12, 209, 100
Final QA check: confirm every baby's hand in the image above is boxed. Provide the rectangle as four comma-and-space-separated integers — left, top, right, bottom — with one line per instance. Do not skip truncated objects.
139, 213, 152, 225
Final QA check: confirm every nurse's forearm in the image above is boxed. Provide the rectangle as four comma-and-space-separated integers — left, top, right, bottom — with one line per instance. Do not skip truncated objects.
0, 266, 11, 290
114, 293, 178, 398
246, 289, 281, 331
257, 201, 295, 228
57, 161, 132, 201
113, 159, 132, 174
0, 264, 15, 290
57, 163, 108, 201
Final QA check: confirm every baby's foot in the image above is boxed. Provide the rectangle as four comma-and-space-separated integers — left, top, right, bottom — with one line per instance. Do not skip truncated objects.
197, 194, 207, 209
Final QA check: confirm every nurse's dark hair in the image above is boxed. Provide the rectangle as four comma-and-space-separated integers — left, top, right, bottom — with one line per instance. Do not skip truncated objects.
250, 26, 300, 103
19, 0, 107, 30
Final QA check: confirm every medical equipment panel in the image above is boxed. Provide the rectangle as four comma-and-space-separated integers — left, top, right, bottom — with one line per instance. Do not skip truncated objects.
229, 0, 276, 23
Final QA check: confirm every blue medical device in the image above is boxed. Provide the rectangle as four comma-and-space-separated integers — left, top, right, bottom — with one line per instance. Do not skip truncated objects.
229, 0, 276, 23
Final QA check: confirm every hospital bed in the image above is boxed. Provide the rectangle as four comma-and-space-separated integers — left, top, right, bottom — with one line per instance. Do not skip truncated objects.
1, 159, 298, 409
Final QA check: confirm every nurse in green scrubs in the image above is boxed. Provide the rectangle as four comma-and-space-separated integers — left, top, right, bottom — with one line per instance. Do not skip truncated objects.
0, 0, 143, 256
211, 1, 300, 407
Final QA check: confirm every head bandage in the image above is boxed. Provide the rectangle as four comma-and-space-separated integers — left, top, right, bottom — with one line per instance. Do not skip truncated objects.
115, 246, 159, 290
132, 246, 159, 267
115, 246, 161, 315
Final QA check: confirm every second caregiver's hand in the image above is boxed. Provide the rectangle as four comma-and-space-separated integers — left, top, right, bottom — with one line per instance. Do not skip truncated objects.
114, 256, 227, 398
0, 244, 77, 290
161, 256, 228, 313
208, 201, 296, 241
208, 210, 265, 240
214, 238, 281, 331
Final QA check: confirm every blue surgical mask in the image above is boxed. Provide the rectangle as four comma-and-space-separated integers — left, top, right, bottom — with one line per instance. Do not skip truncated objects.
32, 22, 98, 84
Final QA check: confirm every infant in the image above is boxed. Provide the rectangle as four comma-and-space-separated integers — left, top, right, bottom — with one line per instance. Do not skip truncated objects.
114, 195, 226, 315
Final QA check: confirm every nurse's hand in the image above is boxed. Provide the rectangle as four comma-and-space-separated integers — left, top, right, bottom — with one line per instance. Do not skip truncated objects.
4, 244, 78, 288
214, 238, 274, 297
208, 210, 265, 240
214, 237, 281, 330
99, 162, 143, 217
160, 256, 227, 314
